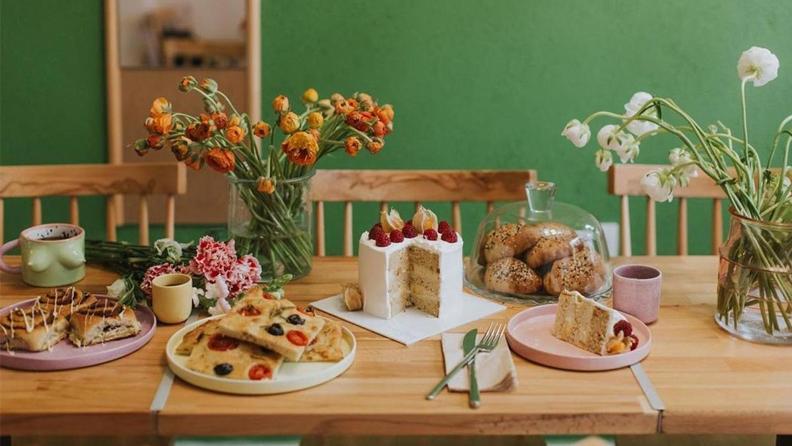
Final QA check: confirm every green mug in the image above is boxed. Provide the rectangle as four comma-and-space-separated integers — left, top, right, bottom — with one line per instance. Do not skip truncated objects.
0, 223, 86, 287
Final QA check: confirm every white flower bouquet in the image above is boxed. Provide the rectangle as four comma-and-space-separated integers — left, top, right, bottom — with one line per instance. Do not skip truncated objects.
562, 47, 791, 339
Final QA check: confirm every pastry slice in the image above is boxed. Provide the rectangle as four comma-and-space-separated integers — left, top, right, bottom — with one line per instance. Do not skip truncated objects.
0, 302, 69, 351
41, 287, 94, 317
218, 299, 325, 361
68, 296, 141, 347
185, 320, 284, 380
301, 318, 345, 362
176, 319, 218, 356
552, 290, 638, 355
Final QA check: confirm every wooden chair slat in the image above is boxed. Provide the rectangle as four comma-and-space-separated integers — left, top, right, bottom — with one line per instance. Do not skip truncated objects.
609, 164, 727, 198
343, 201, 353, 256
315, 201, 326, 256
451, 201, 461, 233
677, 197, 688, 255
645, 197, 656, 256
0, 198, 4, 244
69, 196, 79, 225
139, 194, 149, 245
486, 201, 494, 214
165, 194, 176, 240
712, 199, 723, 255
620, 195, 632, 256
106, 195, 117, 242
32, 198, 42, 226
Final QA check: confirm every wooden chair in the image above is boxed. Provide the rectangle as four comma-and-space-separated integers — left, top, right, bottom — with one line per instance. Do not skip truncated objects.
608, 164, 727, 256
310, 169, 537, 256
0, 162, 187, 245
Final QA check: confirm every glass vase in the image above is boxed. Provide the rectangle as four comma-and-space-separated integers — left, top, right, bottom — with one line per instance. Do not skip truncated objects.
715, 208, 792, 344
228, 172, 314, 281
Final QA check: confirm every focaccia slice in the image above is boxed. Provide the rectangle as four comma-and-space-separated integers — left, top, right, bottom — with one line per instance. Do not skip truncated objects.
218, 299, 325, 361
301, 318, 345, 362
185, 320, 283, 381
0, 302, 69, 351
68, 296, 141, 347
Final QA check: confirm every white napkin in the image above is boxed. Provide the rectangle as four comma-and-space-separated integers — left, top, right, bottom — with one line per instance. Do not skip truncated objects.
440, 332, 518, 392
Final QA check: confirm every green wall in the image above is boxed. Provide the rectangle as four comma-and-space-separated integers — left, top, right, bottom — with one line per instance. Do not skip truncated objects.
2, 0, 791, 256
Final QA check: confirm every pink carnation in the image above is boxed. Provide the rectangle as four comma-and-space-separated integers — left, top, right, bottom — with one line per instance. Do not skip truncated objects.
189, 236, 238, 282
225, 255, 262, 297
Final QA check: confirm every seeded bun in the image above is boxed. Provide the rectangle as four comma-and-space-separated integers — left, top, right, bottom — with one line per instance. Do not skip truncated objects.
524, 228, 578, 269
483, 224, 540, 264
484, 257, 543, 295
543, 249, 606, 296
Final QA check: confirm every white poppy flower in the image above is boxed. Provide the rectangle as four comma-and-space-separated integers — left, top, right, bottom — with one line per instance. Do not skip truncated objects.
106, 278, 129, 298
595, 149, 613, 172
597, 125, 634, 152
191, 287, 205, 307
641, 169, 676, 202
624, 91, 659, 136
668, 148, 698, 185
738, 47, 779, 87
561, 119, 591, 148
616, 139, 640, 163
154, 238, 183, 262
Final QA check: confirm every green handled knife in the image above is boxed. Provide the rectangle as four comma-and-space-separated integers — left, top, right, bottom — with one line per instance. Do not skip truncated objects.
462, 328, 480, 409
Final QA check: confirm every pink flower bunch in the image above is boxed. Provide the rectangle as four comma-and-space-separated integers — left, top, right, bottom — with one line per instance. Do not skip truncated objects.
226, 254, 262, 296
189, 236, 239, 281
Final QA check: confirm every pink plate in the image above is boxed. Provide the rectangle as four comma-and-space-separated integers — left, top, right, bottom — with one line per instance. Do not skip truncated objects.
0, 297, 156, 371
506, 304, 651, 371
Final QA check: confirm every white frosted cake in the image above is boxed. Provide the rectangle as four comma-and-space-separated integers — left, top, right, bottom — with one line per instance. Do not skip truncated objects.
552, 290, 637, 355
357, 206, 464, 319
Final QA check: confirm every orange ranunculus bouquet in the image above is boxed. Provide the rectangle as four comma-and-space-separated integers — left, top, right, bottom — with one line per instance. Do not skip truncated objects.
131, 77, 394, 279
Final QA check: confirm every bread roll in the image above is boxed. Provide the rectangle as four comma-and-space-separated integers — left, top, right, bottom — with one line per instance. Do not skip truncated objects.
483, 224, 539, 264
484, 257, 543, 295
543, 249, 606, 296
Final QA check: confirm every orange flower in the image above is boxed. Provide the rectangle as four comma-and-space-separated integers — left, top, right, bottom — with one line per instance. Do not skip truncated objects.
281, 131, 318, 166
279, 112, 301, 133
334, 99, 355, 115
356, 93, 374, 111
205, 148, 236, 173
347, 98, 359, 109
199, 78, 218, 94
145, 113, 173, 135
178, 76, 197, 92
307, 112, 324, 129
253, 121, 271, 138
379, 104, 395, 122
272, 95, 289, 113
366, 137, 384, 154
345, 111, 373, 132
171, 140, 191, 161
211, 112, 229, 129
146, 134, 163, 149
225, 126, 246, 144
371, 120, 388, 137
302, 88, 318, 103
344, 136, 361, 157
149, 97, 171, 116
308, 128, 321, 141
229, 114, 242, 127
186, 122, 212, 142
330, 93, 345, 105
184, 156, 202, 170
257, 177, 276, 194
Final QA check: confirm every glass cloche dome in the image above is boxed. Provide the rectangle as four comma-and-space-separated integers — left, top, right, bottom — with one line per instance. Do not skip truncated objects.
465, 181, 611, 304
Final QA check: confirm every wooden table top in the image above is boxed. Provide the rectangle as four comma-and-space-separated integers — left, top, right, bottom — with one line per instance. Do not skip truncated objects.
1, 255, 791, 436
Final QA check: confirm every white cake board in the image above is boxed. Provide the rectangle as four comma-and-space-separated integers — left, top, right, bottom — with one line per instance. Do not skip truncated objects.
311, 291, 506, 345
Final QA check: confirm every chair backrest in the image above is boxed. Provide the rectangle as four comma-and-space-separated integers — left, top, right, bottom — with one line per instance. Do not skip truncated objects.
310, 169, 537, 256
0, 162, 187, 245
608, 164, 726, 256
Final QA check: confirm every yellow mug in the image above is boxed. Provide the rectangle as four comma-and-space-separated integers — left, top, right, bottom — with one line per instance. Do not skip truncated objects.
151, 273, 193, 324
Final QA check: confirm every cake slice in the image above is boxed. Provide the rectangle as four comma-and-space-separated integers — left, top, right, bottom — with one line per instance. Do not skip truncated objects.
218, 299, 325, 361
185, 320, 284, 381
552, 290, 638, 355
0, 302, 69, 351
68, 296, 141, 347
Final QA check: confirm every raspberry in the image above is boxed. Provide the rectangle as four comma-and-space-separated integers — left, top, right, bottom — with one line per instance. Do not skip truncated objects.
629, 334, 639, 351
370, 223, 382, 232
368, 227, 384, 240
390, 229, 404, 243
375, 232, 390, 247
441, 231, 457, 243
402, 225, 418, 238
438, 221, 451, 234
614, 320, 633, 337
423, 229, 438, 241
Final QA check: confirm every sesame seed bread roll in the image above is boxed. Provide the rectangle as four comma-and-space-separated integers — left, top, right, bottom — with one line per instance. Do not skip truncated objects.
484, 257, 543, 295
483, 224, 540, 264
543, 249, 607, 296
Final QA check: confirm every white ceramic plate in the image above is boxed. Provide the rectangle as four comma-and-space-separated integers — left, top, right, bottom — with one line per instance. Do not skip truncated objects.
166, 315, 356, 394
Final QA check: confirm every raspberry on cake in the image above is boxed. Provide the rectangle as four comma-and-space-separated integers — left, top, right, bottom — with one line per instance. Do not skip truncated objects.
358, 206, 464, 319
552, 290, 637, 355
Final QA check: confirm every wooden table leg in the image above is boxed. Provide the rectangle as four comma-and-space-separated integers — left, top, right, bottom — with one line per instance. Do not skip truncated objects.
778, 435, 792, 446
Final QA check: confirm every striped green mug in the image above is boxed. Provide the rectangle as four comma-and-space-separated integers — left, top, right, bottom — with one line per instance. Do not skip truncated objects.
0, 223, 86, 287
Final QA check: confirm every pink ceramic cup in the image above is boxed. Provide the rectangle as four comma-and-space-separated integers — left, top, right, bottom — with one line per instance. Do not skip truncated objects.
612, 264, 662, 324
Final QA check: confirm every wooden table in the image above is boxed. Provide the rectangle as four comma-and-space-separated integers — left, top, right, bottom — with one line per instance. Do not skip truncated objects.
1, 256, 791, 437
